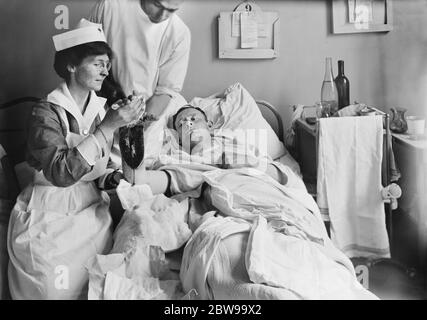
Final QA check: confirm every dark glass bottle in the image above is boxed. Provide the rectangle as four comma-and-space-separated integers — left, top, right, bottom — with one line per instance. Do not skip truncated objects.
119, 123, 145, 169
334, 60, 350, 110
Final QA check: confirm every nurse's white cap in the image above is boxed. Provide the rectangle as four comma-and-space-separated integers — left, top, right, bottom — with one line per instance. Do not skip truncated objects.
52, 18, 107, 52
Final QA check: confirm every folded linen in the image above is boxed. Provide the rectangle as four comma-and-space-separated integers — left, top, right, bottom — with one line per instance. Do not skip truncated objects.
316, 116, 390, 258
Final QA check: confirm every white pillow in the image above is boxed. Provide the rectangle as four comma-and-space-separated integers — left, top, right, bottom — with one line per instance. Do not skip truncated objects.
189, 83, 286, 160
144, 93, 188, 166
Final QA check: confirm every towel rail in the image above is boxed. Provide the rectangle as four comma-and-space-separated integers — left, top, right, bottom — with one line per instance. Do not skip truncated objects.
311, 110, 415, 276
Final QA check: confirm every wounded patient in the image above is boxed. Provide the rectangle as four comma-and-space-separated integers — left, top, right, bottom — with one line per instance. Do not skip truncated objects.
122, 105, 289, 193
113, 105, 378, 300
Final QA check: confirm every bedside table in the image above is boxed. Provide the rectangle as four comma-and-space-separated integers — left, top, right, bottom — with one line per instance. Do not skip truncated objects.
391, 133, 427, 274
294, 118, 317, 193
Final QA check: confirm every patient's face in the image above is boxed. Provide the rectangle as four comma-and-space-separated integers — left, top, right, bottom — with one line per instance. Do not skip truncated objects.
174, 108, 211, 153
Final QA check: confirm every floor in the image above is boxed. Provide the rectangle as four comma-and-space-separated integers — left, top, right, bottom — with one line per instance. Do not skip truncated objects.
350, 209, 427, 300
351, 258, 426, 300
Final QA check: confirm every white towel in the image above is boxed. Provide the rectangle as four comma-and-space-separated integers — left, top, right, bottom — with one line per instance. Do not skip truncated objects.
316, 116, 390, 258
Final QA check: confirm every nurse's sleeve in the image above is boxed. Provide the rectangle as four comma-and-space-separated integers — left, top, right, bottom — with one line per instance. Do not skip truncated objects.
26, 104, 96, 187
155, 27, 191, 97
88, 0, 106, 24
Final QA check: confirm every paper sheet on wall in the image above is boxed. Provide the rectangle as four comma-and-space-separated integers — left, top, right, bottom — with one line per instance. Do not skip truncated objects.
348, 0, 373, 23
232, 12, 268, 38
258, 23, 268, 38
240, 12, 258, 48
232, 12, 241, 37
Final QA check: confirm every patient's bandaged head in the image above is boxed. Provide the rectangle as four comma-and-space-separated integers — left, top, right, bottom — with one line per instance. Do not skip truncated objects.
113, 181, 192, 254
172, 105, 212, 154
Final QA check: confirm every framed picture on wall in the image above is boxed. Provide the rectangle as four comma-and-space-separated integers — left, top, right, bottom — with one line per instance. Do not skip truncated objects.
332, 0, 393, 34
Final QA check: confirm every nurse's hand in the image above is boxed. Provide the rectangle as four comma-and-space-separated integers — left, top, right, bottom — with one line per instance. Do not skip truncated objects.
99, 97, 145, 136
111, 91, 145, 111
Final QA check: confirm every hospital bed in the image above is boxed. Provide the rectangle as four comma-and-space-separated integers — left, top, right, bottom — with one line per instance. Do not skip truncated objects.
0, 84, 376, 300
0, 89, 289, 297
0, 95, 288, 199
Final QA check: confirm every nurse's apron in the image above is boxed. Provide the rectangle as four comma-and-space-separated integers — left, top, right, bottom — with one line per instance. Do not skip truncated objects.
7, 91, 113, 300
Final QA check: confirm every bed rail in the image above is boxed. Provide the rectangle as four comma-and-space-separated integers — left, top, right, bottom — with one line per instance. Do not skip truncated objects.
256, 100, 284, 142
0, 97, 41, 110
0, 97, 41, 198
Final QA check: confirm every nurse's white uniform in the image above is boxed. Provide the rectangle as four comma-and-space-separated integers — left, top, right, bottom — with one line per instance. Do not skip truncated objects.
89, 0, 190, 166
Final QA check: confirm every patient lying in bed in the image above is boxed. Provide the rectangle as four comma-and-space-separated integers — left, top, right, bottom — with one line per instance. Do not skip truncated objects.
90, 105, 378, 300
123, 105, 289, 192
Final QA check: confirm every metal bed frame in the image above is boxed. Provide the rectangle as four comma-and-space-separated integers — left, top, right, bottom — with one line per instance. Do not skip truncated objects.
0, 97, 41, 200
255, 100, 284, 143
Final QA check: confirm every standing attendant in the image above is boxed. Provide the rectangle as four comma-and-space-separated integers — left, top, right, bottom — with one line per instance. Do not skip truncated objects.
89, 0, 191, 165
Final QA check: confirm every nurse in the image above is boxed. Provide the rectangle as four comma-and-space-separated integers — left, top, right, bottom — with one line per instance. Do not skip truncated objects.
7, 19, 144, 299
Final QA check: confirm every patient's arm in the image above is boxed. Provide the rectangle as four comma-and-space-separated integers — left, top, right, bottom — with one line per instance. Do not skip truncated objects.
141, 170, 170, 194
123, 164, 170, 195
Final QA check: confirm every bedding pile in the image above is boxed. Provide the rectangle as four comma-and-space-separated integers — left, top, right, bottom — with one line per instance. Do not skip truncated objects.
86, 83, 378, 300
180, 168, 378, 299
88, 144, 377, 299
86, 181, 192, 300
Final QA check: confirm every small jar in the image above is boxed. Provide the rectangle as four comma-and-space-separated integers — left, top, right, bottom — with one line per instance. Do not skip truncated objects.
315, 101, 330, 118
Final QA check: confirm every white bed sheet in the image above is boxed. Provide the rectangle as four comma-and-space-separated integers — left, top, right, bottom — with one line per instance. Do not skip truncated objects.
180, 168, 378, 300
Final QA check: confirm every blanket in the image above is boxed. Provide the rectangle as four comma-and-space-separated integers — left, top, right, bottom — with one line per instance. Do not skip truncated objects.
180, 169, 377, 300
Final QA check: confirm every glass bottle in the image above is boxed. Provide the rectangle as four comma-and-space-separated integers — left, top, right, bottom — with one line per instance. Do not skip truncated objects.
320, 57, 338, 116
334, 60, 350, 110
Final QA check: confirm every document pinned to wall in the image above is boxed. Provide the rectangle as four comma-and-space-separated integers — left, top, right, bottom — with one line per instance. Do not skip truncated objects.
232, 12, 268, 38
240, 11, 258, 48
218, 1, 280, 59
258, 20, 268, 38
232, 12, 241, 37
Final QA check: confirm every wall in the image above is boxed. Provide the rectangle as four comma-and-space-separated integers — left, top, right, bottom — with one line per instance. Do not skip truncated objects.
1, 0, 426, 129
